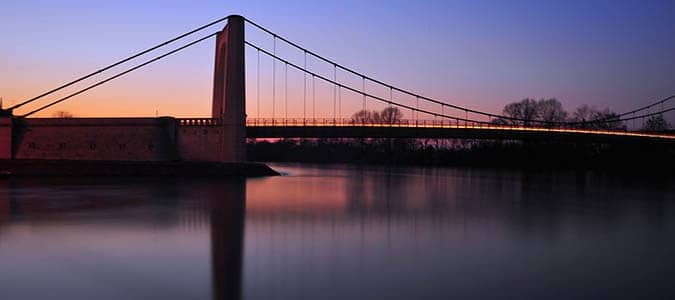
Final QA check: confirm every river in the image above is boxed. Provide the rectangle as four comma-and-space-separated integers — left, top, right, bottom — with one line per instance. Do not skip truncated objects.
0, 163, 674, 299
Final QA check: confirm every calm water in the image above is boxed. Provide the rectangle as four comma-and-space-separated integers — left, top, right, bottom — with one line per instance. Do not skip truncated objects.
1, 164, 674, 299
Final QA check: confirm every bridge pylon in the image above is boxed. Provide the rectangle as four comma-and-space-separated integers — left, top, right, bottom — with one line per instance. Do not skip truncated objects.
212, 15, 246, 162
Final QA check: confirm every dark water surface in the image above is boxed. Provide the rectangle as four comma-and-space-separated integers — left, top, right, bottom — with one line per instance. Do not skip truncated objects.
1, 164, 674, 299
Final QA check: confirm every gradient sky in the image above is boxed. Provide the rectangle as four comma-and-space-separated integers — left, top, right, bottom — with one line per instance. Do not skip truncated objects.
1, 0, 674, 120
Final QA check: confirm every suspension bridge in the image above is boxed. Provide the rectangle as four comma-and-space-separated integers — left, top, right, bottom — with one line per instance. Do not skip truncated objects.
1, 15, 673, 164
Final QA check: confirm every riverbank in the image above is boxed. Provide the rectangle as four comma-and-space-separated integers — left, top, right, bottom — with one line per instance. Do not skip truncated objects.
0, 160, 279, 177
248, 139, 675, 171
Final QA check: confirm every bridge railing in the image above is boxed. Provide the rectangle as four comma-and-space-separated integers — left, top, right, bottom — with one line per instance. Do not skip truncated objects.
161, 118, 673, 138
172, 116, 666, 137
244, 118, 557, 130
151, 116, 674, 139
244, 118, 674, 135
177, 118, 223, 126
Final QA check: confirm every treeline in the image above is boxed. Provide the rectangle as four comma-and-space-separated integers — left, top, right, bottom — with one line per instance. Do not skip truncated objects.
349, 98, 671, 131
492, 98, 670, 131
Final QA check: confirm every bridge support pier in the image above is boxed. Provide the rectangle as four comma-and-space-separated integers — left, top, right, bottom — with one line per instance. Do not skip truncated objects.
212, 15, 246, 162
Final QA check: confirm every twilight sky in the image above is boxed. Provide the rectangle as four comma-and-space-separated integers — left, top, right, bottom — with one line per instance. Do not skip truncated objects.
1, 0, 674, 119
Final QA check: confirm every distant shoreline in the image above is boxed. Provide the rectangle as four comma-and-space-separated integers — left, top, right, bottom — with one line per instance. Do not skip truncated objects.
247, 139, 675, 172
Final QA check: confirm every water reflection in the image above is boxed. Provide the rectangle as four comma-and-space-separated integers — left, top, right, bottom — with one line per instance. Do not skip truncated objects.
208, 179, 245, 300
0, 178, 244, 300
0, 165, 674, 299
243, 165, 675, 300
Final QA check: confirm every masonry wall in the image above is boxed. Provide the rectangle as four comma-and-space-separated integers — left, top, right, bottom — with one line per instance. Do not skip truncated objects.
0, 117, 232, 162
12, 118, 178, 161
176, 124, 225, 162
0, 117, 12, 159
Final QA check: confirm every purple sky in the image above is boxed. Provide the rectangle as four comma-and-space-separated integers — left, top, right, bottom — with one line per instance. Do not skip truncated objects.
1, 0, 673, 121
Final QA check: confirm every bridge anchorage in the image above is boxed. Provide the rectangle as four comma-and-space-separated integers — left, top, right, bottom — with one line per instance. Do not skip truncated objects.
1, 15, 674, 166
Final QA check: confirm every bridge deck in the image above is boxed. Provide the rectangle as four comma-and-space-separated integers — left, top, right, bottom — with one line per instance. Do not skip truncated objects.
244, 119, 675, 143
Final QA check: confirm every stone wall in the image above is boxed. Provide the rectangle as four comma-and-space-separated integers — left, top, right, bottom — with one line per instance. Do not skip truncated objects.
0, 117, 11, 159
0, 117, 228, 162
176, 119, 225, 162
13, 118, 178, 161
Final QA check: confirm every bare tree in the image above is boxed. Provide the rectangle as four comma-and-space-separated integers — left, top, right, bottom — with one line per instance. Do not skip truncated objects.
537, 98, 567, 123
53, 111, 74, 118
380, 107, 403, 124
594, 109, 625, 130
502, 98, 539, 125
371, 111, 381, 123
500, 98, 566, 126
572, 105, 595, 123
642, 114, 670, 132
351, 110, 382, 124
571, 105, 624, 130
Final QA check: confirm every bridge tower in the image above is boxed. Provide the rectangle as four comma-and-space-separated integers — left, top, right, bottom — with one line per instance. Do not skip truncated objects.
212, 15, 246, 162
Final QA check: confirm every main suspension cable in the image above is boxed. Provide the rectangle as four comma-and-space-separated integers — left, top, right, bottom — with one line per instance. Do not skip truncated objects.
246, 41, 675, 126
246, 41, 487, 125
22, 32, 219, 117
12, 15, 232, 111
244, 17, 674, 125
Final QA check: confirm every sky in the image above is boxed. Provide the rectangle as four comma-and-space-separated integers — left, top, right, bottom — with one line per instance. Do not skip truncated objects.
1, 0, 674, 120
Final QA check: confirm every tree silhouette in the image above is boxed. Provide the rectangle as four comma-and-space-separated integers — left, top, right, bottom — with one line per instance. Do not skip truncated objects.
53, 111, 74, 118
537, 98, 567, 123
502, 98, 539, 125
380, 107, 403, 124
351, 110, 375, 123
571, 105, 595, 124
501, 98, 566, 126
572, 105, 624, 130
642, 114, 670, 132
593, 109, 625, 130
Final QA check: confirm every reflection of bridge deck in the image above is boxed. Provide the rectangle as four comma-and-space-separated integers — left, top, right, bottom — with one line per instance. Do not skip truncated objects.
244, 118, 675, 143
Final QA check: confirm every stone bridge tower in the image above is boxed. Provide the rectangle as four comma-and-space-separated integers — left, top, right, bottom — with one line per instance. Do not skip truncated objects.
212, 15, 246, 162
0, 16, 249, 163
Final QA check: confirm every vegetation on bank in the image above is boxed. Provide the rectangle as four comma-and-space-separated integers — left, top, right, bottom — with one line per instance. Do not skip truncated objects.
491, 98, 670, 131
247, 138, 674, 169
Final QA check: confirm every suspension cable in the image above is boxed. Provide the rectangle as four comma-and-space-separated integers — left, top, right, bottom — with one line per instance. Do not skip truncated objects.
312, 75, 316, 120
257, 49, 261, 119
246, 41, 485, 124
616, 94, 675, 118
338, 85, 342, 119
362, 77, 366, 112
246, 41, 674, 126
285, 62, 288, 120
416, 96, 419, 122
333, 64, 337, 121
22, 32, 219, 117
303, 51, 307, 120
272, 36, 276, 121
11, 15, 232, 111
244, 17, 674, 125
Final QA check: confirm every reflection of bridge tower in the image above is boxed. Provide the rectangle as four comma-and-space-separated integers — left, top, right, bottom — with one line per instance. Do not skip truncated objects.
212, 15, 246, 162
209, 178, 246, 300
0, 181, 9, 226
